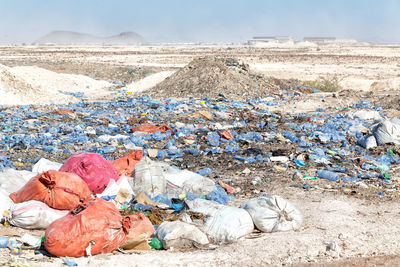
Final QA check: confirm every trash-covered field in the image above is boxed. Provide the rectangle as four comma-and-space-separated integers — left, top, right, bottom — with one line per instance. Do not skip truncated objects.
1, 45, 400, 266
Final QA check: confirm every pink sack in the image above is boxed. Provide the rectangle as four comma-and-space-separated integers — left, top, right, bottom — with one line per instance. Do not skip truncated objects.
60, 153, 120, 194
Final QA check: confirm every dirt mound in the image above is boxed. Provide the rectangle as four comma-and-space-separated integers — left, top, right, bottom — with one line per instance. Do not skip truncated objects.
147, 57, 278, 99
0, 64, 112, 106
0, 64, 38, 105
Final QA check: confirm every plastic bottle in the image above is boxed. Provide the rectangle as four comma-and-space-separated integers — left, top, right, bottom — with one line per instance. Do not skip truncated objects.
316, 170, 339, 181
167, 148, 183, 158
101, 145, 116, 154
284, 130, 298, 142
342, 176, 360, 182
157, 150, 168, 159
206, 132, 220, 147
294, 159, 306, 167
133, 157, 166, 197
10, 248, 20, 255
0, 237, 8, 248
245, 157, 256, 163
42, 146, 57, 152
62, 257, 78, 267
7, 238, 21, 255
183, 148, 201, 155
185, 192, 200, 200
152, 194, 172, 207
196, 168, 212, 176
149, 238, 163, 250
325, 166, 348, 173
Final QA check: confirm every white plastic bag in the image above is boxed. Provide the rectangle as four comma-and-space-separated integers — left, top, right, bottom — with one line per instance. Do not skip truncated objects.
187, 199, 254, 244
32, 158, 62, 173
96, 175, 134, 199
0, 168, 35, 194
372, 119, 400, 145
350, 110, 381, 121
6, 200, 69, 229
133, 157, 217, 197
240, 195, 304, 233
133, 157, 166, 197
0, 188, 13, 218
96, 179, 120, 199
156, 221, 209, 249
157, 163, 217, 196
357, 134, 377, 149
117, 175, 134, 195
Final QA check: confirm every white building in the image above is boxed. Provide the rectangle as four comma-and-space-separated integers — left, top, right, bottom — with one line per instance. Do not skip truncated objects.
248, 36, 293, 45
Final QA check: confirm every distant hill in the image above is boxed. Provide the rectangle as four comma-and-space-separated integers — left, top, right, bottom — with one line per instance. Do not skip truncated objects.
105, 32, 145, 45
34, 31, 145, 45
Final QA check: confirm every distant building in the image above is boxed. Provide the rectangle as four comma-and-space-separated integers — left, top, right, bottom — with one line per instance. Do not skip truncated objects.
248, 36, 292, 45
303, 37, 336, 44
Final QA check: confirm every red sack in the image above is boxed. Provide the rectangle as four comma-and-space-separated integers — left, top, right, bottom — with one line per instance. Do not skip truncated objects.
9, 170, 92, 210
130, 124, 172, 134
60, 153, 120, 194
45, 198, 130, 257
113, 150, 143, 177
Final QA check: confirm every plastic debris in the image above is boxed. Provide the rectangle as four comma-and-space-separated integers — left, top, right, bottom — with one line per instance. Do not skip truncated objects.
62, 257, 78, 266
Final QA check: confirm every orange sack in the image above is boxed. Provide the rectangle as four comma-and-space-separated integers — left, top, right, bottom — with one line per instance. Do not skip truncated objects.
45, 198, 130, 257
113, 150, 143, 177
130, 124, 172, 134
9, 170, 92, 210
220, 130, 233, 140
126, 212, 155, 240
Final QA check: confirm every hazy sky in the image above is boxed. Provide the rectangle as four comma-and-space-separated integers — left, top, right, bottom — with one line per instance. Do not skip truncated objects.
1, 0, 399, 43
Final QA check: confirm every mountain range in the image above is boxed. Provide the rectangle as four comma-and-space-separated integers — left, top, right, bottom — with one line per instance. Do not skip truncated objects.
35, 31, 145, 45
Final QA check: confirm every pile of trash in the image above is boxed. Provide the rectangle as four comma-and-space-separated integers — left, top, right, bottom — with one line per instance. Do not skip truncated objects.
149, 57, 279, 99
2, 73, 400, 262
1, 94, 400, 200
0, 151, 304, 260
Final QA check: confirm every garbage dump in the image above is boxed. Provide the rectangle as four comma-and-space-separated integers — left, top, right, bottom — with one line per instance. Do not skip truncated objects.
1, 55, 400, 264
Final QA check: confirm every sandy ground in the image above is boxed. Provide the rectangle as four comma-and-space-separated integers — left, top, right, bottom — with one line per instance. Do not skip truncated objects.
0, 64, 113, 105
1, 44, 399, 99
1, 44, 400, 266
5, 189, 400, 266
